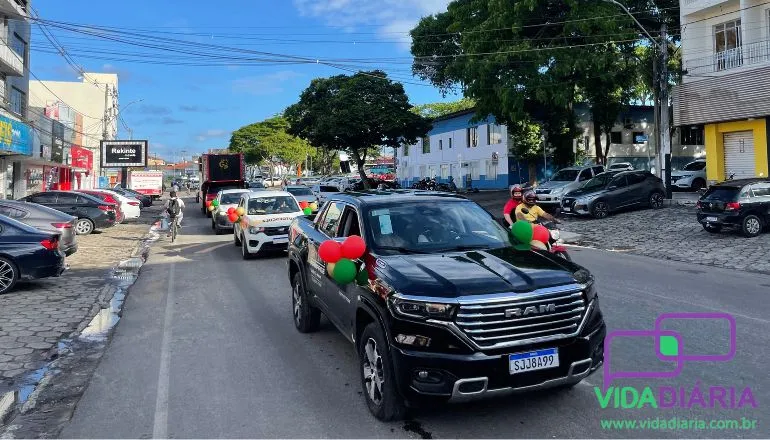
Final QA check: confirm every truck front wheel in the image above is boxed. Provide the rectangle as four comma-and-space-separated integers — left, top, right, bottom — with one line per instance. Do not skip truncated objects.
291, 272, 320, 333
358, 323, 406, 421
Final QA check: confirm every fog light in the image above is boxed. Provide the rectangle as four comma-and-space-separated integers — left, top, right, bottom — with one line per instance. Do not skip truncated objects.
417, 370, 429, 379
395, 334, 431, 347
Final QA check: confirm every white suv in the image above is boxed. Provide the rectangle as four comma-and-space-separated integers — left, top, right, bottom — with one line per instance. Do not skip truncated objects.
671, 159, 707, 191
233, 191, 304, 259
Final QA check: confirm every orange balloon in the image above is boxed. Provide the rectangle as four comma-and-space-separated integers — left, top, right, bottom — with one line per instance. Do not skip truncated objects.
326, 262, 336, 277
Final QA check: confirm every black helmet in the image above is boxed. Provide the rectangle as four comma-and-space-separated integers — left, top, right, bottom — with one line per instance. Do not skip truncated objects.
169, 191, 177, 198
523, 191, 537, 203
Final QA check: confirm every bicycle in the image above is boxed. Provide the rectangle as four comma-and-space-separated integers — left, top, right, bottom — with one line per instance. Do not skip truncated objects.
169, 216, 179, 242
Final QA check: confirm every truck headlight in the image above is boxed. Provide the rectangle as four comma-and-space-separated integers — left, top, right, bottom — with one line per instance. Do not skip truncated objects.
389, 297, 456, 320
218, 210, 228, 216
248, 226, 265, 234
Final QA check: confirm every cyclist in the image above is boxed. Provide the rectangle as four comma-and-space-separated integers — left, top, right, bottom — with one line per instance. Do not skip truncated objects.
164, 191, 185, 236
515, 191, 560, 224
503, 184, 524, 226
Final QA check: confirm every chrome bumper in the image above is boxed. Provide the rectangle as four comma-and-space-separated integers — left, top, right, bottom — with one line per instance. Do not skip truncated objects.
449, 358, 601, 403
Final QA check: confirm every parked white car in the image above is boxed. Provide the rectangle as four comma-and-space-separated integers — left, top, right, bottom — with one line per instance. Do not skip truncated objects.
211, 189, 250, 234
607, 162, 634, 171
671, 159, 707, 191
233, 191, 304, 258
95, 189, 141, 220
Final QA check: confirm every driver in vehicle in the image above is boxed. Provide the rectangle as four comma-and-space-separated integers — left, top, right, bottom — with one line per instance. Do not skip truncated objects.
515, 191, 560, 224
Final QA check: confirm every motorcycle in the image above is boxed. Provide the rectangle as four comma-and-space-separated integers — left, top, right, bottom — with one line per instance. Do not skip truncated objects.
535, 220, 571, 261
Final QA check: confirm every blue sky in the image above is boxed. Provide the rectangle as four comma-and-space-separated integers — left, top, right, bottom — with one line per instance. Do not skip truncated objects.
32, 0, 460, 161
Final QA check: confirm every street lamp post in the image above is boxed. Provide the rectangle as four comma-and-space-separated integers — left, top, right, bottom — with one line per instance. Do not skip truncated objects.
602, 0, 671, 198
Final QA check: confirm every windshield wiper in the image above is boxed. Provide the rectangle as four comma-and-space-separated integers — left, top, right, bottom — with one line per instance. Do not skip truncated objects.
376, 246, 430, 254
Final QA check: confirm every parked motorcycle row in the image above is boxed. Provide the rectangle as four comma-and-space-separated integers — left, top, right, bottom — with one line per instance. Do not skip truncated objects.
0, 187, 153, 295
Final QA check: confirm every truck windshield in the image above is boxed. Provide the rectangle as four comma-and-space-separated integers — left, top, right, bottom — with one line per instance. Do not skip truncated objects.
367, 201, 511, 254
247, 196, 300, 215
549, 169, 579, 181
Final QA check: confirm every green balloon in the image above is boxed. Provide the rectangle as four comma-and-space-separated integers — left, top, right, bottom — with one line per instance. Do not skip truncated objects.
211, 199, 219, 207
355, 267, 369, 285
332, 258, 357, 284
511, 220, 534, 244
303, 207, 312, 215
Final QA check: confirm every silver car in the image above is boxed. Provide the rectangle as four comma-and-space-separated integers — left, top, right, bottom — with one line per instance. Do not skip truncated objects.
535, 164, 606, 208
0, 199, 78, 256
285, 185, 319, 208
671, 159, 706, 191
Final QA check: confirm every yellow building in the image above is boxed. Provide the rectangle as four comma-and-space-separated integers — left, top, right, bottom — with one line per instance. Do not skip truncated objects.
674, 0, 770, 185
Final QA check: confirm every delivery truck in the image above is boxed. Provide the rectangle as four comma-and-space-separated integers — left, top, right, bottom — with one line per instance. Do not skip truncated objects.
196, 152, 247, 216
129, 171, 164, 200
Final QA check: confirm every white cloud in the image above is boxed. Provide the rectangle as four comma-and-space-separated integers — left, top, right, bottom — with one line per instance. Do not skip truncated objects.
231, 71, 301, 96
292, 0, 450, 49
196, 129, 229, 142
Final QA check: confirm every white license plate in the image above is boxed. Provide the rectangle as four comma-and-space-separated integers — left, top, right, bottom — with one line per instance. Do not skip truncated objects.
273, 237, 289, 244
509, 348, 559, 374
705, 216, 718, 222
562, 206, 571, 212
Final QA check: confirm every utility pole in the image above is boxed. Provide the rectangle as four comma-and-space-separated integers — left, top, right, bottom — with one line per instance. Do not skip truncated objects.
653, 54, 660, 175
659, 23, 672, 199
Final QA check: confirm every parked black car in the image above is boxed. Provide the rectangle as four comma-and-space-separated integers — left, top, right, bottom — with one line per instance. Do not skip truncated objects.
0, 214, 66, 294
111, 186, 152, 207
561, 171, 666, 219
696, 178, 770, 237
19, 191, 117, 235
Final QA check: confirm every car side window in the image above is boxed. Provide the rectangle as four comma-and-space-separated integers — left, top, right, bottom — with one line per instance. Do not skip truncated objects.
593, 166, 605, 176
57, 193, 78, 204
578, 169, 592, 181
749, 183, 770, 198
0, 205, 26, 219
319, 202, 344, 237
610, 175, 628, 188
627, 173, 646, 185
31, 193, 58, 204
337, 206, 361, 238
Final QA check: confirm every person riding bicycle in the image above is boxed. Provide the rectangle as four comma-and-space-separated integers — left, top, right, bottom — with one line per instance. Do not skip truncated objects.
164, 191, 185, 236
503, 184, 524, 226
515, 191, 559, 224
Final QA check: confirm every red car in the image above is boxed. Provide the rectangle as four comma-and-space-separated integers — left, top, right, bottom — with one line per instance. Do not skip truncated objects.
77, 190, 126, 223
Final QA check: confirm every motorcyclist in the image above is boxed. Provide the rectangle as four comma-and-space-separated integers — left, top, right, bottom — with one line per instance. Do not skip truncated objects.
515, 191, 560, 224
503, 184, 524, 226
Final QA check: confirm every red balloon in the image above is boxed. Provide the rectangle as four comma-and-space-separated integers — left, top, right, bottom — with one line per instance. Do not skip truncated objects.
299, 200, 309, 209
318, 240, 342, 263
205, 201, 212, 207
227, 207, 236, 215
532, 224, 550, 244
227, 213, 239, 222
340, 235, 366, 260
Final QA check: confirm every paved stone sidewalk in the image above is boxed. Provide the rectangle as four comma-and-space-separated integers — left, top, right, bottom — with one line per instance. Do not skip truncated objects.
0, 214, 158, 382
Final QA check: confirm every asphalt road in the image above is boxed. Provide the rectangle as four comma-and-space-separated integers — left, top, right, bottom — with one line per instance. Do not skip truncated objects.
61, 204, 769, 439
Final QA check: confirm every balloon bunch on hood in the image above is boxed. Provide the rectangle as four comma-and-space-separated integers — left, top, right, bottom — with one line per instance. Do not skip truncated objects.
509, 220, 551, 251
318, 235, 368, 285
298, 200, 314, 215
205, 199, 219, 212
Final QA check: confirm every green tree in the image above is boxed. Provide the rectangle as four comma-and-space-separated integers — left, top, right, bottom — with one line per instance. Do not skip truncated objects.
285, 71, 431, 187
229, 115, 315, 175
411, 98, 476, 119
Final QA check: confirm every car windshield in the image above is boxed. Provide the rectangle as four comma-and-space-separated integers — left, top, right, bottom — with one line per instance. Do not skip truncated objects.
683, 161, 706, 171
249, 182, 264, 188
287, 187, 313, 196
549, 169, 579, 181
582, 173, 614, 189
220, 192, 246, 204
701, 187, 740, 202
609, 164, 628, 169
247, 196, 300, 215
367, 201, 511, 254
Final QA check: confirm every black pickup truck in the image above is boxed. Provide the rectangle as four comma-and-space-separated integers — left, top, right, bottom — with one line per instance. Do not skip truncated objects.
287, 190, 606, 421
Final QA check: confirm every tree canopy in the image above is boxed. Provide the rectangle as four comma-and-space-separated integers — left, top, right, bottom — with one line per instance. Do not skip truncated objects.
228, 115, 315, 173
285, 70, 431, 185
411, 98, 476, 119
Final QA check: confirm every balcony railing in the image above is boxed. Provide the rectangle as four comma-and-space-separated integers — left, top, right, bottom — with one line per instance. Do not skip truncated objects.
0, 41, 23, 76
686, 40, 770, 76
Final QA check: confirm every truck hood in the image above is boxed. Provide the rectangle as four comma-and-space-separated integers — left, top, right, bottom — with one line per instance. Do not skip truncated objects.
377, 247, 580, 298
537, 180, 571, 190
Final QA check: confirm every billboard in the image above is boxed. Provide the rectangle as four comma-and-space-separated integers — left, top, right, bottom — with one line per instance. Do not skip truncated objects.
100, 140, 148, 168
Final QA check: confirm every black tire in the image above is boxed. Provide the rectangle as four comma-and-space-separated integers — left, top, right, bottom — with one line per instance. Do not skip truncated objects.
234, 230, 242, 246
291, 272, 321, 333
741, 214, 763, 238
0, 257, 19, 295
358, 323, 406, 422
241, 235, 253, 259
703, 223, 722, 234
75, 218, 95, 235
691, 178, 706, 191
591, 201, 610, 219
649, 191, 665, 209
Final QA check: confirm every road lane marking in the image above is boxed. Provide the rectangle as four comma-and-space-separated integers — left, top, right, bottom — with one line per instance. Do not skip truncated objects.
153, 262, 175, 438
613, 284, 770, 325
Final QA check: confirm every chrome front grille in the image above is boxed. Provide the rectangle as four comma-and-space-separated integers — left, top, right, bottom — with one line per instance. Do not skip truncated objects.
535, 189, 552, 195
454, 286, 587, 349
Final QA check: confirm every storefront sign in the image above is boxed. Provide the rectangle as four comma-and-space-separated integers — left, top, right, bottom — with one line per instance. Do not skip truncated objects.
71, 145, 93, 170
101, 140, 148, 168
52, 120, 65, 163
0, 114, 31, 156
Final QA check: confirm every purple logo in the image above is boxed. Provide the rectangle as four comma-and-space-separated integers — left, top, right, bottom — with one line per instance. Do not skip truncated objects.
603, 312, 737, 390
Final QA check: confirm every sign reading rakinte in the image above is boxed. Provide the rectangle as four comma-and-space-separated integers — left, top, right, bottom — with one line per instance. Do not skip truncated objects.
100, 140, 148, 168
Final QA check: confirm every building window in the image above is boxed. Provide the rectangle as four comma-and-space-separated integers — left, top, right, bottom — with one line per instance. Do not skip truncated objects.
610, 131, 622, 144
439, 139, 443, 150
440, 164, 449, 179
487, 124, 503, 145
11, 33, 26, 64
470, 161, 481, 180
467, 127, 479, 148
403, 144, 409, 156
448, 137, 452, 149
422, 136, 430, 154
485, 160, 497, 180
680, 126, 704, 145
714, 19, 741, 70
429, 165, 438, 178
9, 87, 24, 117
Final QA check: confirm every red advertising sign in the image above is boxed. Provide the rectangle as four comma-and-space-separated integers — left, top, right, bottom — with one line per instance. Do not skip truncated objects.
70, 145, 93, 171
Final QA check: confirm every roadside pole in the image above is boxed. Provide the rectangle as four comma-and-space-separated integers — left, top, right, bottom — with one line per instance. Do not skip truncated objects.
659, 23, 673, 199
